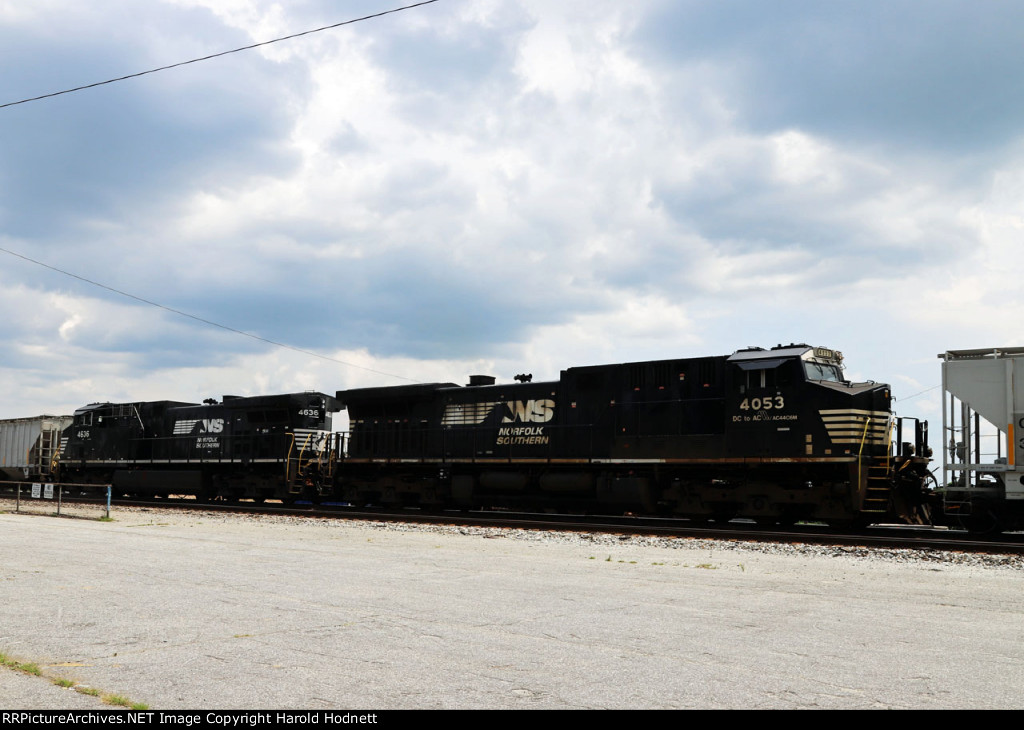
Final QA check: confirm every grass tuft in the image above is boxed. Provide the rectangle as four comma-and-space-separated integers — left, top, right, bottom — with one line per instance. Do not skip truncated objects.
1, 651, 148, 708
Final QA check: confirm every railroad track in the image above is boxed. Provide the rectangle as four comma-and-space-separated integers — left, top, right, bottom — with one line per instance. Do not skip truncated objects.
7, 492, 1021, 556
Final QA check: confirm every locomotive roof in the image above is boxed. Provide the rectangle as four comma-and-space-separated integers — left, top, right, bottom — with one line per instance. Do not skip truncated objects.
73, 400, 195, 415
336, 383, 458, 407
728, 344, 840, 362
170, 392, 339, 411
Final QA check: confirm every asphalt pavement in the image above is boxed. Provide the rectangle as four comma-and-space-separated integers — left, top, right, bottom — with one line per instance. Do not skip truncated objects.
1, 505, 1022, 709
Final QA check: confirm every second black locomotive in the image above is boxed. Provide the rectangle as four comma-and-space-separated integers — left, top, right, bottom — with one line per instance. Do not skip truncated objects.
58, 392, 337, 502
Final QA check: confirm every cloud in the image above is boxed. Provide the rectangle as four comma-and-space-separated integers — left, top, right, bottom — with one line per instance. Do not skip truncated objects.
636, 0, 1024, 155
1, 0, 1023, 430
0, 1, 303, 238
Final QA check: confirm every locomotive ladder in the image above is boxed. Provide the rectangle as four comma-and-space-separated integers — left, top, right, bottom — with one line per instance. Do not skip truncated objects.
860, 416, 895, 514
285, 432, 328, 496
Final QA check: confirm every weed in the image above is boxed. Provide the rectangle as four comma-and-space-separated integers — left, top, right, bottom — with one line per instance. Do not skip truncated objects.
1, 651, 148, 708
1, 653, 43, 675
695, 563, 718, 570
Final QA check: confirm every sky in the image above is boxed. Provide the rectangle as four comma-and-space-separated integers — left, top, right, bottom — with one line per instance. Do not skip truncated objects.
1, 0, 1022, 428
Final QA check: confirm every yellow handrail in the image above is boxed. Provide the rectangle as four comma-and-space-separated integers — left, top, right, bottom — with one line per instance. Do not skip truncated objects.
285, 433, 295, 483
856, 416, 872, 497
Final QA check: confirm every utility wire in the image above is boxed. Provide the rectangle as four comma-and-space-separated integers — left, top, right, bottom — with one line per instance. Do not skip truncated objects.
895, 384, 939, 402
0, 1, 440, 381
0, 0, 441, 110
0, 245, 417, 382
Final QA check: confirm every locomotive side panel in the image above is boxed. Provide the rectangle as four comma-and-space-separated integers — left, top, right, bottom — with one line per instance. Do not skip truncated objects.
61, 401, 193, 480
564, 356, 728, 460
341, 383, 456, 460
438, 381, 560, 460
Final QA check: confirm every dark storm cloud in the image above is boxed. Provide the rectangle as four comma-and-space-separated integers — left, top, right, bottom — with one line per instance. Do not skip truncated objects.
153, 236, 601, 361
636, 0, 1024, 153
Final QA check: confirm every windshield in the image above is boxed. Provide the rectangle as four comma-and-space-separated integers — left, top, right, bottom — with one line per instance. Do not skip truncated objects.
803, 361, 845, 382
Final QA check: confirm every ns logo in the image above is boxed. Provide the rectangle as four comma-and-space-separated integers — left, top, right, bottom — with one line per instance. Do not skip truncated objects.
173, 418, 225, 435
502, 399, 555, 423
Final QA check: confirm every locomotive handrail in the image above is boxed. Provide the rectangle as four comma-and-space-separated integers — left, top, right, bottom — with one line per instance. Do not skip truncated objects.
856, 416, 872, 493
295, 432, 314, 477
285, 433, 295, 483
857, 416, 872, 457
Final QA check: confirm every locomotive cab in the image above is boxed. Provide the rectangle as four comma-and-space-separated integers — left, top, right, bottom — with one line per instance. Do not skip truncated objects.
725, 344, 892, 460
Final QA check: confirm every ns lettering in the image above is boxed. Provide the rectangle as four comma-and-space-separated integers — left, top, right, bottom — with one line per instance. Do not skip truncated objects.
503, 399, 555, 423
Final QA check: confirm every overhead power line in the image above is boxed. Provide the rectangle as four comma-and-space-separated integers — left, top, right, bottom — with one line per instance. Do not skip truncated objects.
895, 384, 939, 402
0, 245, 417, 382
0, 0, 441, 110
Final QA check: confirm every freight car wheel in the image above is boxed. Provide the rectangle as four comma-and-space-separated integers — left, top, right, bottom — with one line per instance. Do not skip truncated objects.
960, 502, 1003, 535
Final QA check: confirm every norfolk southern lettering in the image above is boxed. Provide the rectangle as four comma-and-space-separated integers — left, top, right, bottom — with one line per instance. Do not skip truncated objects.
497, 425, 549, 445
497, 398, 554, 445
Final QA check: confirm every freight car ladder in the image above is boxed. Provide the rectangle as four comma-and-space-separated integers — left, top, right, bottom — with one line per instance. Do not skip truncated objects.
860, 417, 894, 514
29, 424, 61, 479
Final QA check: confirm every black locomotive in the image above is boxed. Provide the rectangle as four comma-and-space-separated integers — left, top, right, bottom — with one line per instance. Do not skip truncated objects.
11, 343, 933, 525
57, 392, 337, 502
337, 344, 933, 524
